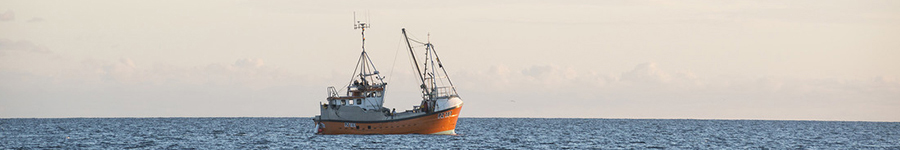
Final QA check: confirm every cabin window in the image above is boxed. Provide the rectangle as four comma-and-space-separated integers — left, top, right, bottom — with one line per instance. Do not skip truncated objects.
375, 92, 383, 97
341, 100, 346, 105
357, 99, 362, 105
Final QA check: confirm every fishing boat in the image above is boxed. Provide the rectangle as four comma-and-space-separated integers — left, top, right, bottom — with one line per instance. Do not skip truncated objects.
312, 19, 463, 135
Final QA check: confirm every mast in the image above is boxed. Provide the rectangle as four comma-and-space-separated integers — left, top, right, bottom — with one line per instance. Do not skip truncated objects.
355, 12, 370, 78
354, 12, 369, 53
425, 42, 436, 100
346, 13, 383, 92
402, 28, 426, 92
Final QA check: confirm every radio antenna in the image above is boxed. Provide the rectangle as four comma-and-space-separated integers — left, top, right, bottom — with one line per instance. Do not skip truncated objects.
353, 11, 371, 52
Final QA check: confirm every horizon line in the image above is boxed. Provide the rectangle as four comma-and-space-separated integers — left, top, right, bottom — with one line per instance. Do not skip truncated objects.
2, 116, 897, 123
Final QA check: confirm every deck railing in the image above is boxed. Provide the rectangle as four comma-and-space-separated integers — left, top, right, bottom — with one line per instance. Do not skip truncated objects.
433, 86, 457, 98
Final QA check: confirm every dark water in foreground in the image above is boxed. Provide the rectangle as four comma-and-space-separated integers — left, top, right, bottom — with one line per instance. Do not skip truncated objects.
1, 118, 899, 149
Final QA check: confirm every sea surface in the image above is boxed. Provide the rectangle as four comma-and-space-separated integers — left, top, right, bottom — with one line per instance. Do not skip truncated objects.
1, 118, 899, 149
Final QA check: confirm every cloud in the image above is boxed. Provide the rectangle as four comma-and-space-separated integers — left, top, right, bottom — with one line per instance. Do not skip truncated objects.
233, 58, 265, 68
1, 55, 321, 117
453, 64, 598, 92
26, 17, 42, 23
521, 65, 554, 78
0, 10, 13, 21
450, 62, 900, 121
461, 62, 699, 92
618, 62, 702, 89
0, 39, 51, 55
520, 65, 579, 84
76, 58, 139, 83
459, 62, 899, 97
873, 76, 899, 85
620, 62, 671, 84
67, 57, 303, 89
1, 49, 897, 120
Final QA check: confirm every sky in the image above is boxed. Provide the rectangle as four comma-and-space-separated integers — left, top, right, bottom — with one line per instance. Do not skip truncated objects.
1, 0, 898, 121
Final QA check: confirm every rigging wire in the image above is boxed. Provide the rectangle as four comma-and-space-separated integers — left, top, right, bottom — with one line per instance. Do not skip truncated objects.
409, 31, 457, 97
341, 52, 365, 94
387, 34, 403, 83
430, 44, 457, 94
408, 38, 427, 45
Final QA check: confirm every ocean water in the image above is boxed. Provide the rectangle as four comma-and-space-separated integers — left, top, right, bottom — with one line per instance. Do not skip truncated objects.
1, 118, 899, 149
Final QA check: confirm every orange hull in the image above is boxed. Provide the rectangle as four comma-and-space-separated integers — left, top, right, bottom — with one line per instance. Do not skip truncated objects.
317, 106, 462, 135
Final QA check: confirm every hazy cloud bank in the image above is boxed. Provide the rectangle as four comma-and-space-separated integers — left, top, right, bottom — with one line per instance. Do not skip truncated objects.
0, 44, 318, 117
0, 38, 896, 121
0, 38, 51, 55
451, 63, 900, 121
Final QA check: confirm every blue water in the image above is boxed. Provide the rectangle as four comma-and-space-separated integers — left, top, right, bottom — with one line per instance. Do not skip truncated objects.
2, 118, 899, 149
